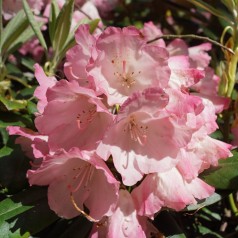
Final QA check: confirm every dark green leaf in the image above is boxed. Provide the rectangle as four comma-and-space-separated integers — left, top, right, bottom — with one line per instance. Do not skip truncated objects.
22, 0, 47, 52
0, 111, 33, 128
201, 150, 238, 190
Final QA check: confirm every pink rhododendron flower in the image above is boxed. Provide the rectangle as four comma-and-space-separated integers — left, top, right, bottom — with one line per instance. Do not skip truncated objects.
140, 21, 166, 47
28, 148, 119, 220
168, 55, 204, 89
132, 167, 215, 217
35, 79, 114, 151
64, 24, 97, 87
177, 133, 232, 181
7, 126, 49, 160
97, 88, 200, 186
191, 68, 230, 113
89, 26, 170, 105
90, 189, 157, 238
33, 64, 57, 114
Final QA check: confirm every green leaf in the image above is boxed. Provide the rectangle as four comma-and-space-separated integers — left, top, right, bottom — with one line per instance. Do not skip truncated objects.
27, 101, 37, 115
0, 111, 33, 128
20, 57, 35, 72
0, 128, 9, 146
186, 193, 222, 211
1, 10, 28, 56
0, 95, 27, 111
0, 219, 30, 238
0, 187, 58, 236
0, 146, 13, 158
22, 0, 47, 52
52, 0, 74, 55
88, 19, 100, 34
201, 150, 238, 190
49, 0, 60, 43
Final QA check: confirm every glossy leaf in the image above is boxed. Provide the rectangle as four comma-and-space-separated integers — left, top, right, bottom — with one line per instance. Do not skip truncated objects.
0, 187, 58, 236
22, 0, 47, 52
201, 150, 238, 190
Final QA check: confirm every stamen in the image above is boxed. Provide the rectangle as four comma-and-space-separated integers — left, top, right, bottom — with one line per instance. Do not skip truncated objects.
70, 192, 98, 222
127, 116, 148, 145
69, 164, 94, 193
113, 59, 139, 89
76, 105, 97, 129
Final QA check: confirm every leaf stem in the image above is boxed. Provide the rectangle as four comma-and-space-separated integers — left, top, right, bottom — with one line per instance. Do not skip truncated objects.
229, 193, 238, 216
147, 34, 235, 55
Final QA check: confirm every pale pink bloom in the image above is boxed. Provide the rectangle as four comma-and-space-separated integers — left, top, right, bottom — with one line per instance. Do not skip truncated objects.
28, 148, 119, 220
7, 126, 48, 160
140, 21, 166, 48
64, 24, 97, 87
90, 190, 157, 238
71, 1, 103, 30
168, 55, 204, 89
3, 0, 44, 20
167, 39, 211, 69
97, 88, 198, 186
132, 167, 214, 217
89, 26, 170, 105
177, 133, 232, 181
33, 64, 57, 114
188, 43, 212, 69
35, 79, 114, 151
191, 68, 230, 113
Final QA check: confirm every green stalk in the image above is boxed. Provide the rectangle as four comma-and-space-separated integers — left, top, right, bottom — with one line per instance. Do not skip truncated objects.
229, 193, 238, 216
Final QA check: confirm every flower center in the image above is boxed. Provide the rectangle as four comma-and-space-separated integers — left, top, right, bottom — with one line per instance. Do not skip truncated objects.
124, 116, 148, 145
112, 59, 141, 89
76, 105, 97, 130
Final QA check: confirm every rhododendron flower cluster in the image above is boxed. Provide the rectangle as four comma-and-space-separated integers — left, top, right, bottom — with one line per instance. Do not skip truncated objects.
8, 22, 232, 237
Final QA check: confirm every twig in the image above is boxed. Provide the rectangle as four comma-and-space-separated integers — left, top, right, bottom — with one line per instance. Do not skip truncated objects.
147, 34, 235, 55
